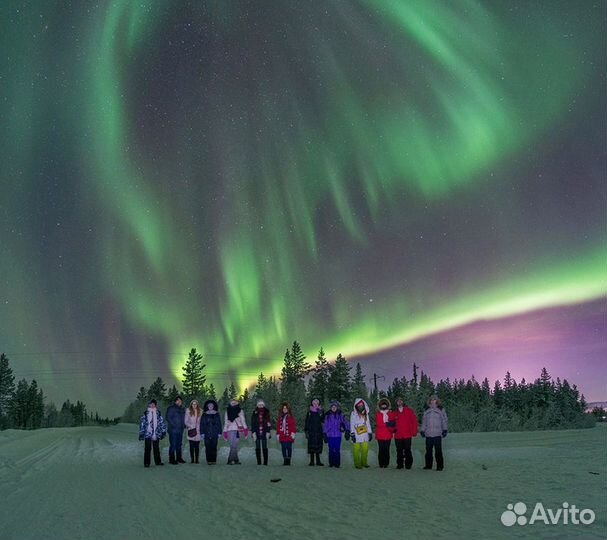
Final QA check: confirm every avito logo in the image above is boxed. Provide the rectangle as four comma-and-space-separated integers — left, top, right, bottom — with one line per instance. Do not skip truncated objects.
501, 502, 595, 527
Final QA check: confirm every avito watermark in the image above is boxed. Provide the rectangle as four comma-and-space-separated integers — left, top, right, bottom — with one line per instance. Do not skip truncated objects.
501, 502, 595, 527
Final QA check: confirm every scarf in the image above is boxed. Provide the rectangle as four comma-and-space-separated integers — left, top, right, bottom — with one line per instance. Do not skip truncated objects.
380, 409, 389, 422
146, 408, 158, 438
281, 413, 291, 435
227, 404, 241, 422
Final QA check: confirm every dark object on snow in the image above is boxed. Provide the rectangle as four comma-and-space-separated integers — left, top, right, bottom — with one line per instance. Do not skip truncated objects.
589, 471, 600, 475
270, 478, 282, 483
482, 464, 488, 470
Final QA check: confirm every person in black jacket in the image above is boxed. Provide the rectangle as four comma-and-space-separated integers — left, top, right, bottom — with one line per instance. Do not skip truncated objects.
305, 397, 325, 466
251, 399, 272, 466
165, 396, 186, 464
200, 399, 222, 465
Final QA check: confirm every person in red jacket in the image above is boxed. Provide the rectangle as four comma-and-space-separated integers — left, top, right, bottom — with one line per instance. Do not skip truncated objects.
276, 401, 297, 466
393, 396, 418, 469
375, 397, 396, 468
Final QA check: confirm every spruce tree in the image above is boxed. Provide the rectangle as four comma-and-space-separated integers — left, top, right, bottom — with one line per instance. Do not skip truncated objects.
351, 362, 368, 403
327, 353, 351, 404
147, 377, 167, 401
308, 347, 330, 404
0, 353, 15, 426
9, 379, 29, 429
181, 348, 206, 399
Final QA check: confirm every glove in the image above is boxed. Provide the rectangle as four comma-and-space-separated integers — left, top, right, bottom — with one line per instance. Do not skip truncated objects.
442, 430, 447, 438
243, 429, 249, 439
386, 420, 396, 428
368, 433, 373, 442
323, 434, 328, 443
223, 432, 228, 441
350, 433, 356, 442
138, 434, 144, 441
268, 432, 272, 439
420, 431, 425, 438
344, 431, 350, 441
291, 433, 296, 440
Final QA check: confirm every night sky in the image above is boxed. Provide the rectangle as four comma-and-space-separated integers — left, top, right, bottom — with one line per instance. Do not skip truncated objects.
1, 1, 605, 417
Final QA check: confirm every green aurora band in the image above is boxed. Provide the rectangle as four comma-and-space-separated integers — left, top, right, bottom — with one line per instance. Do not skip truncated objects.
1, 1, 605, 396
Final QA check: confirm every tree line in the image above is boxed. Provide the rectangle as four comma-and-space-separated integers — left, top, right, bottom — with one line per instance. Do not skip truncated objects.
0, 353, 120, 430
121, 342, 597, 432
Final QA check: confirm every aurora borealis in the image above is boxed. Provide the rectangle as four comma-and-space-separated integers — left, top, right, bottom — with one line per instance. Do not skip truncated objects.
1, 1, 605, 416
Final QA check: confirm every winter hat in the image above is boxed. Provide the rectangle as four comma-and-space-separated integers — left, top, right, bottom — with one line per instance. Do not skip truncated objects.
378, 397, 391, 410
329, 400, 340, 409
256, 399, 265, 408
395, 396, 405, 405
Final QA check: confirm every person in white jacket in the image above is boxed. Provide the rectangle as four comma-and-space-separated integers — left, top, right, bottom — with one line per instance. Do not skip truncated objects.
184, 400, 203, 463
349, 398, 373, 469
223, 399, 248, 465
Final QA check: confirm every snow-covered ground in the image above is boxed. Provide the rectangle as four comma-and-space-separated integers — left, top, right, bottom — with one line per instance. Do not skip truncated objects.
0, 424, 605, 540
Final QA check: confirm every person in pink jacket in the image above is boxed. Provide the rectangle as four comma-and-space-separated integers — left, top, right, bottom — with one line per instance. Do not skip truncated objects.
184, 399, 203, 464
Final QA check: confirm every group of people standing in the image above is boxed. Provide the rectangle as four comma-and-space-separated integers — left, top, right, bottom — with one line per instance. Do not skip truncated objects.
139, 394, 448, 471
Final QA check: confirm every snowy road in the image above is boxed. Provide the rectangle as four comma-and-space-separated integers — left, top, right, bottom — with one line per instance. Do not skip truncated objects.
0, 424, 605, 539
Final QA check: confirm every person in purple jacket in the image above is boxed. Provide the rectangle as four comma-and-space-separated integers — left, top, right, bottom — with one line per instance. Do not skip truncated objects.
323, 400, 350, 468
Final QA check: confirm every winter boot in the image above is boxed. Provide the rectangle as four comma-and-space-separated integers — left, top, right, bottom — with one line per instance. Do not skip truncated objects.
177, 451, 186, 464
285, 458, 291, 466
315, 453, 324, 466
169, 451, 177, 465
255, 448, 262, 465
194, 446, 200, 464
309, 454, 315, 466
263, 448, 268, 465
190, 447, 195, 463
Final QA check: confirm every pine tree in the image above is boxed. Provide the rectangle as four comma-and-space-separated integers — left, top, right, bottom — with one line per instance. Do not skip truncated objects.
219, 386, 230, 410
255, 372, 268, 399
28, 380, 44, 429
308, 347, 330, 404
136, 387, 147, 401
167, 384, 180, 403
147, 377, 167, 401
207, 383, 217, 400
280, 342, 309, 423
327, 353, 351, 404
44, 403, 58, 428
290, 341, 310, 378
181, 348, 206, 399
9, 379, 30, 429
351, 362, 368, 402
265, 376, 280, 416
0, 353, 15, 426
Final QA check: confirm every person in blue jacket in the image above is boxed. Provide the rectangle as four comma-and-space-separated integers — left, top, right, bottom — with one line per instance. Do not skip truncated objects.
165, 395, 186, 465
138, 399, 167, 467
200, 399, 222, 465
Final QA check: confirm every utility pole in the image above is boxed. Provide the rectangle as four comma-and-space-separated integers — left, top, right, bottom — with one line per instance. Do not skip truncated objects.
373, 373, 385, 394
